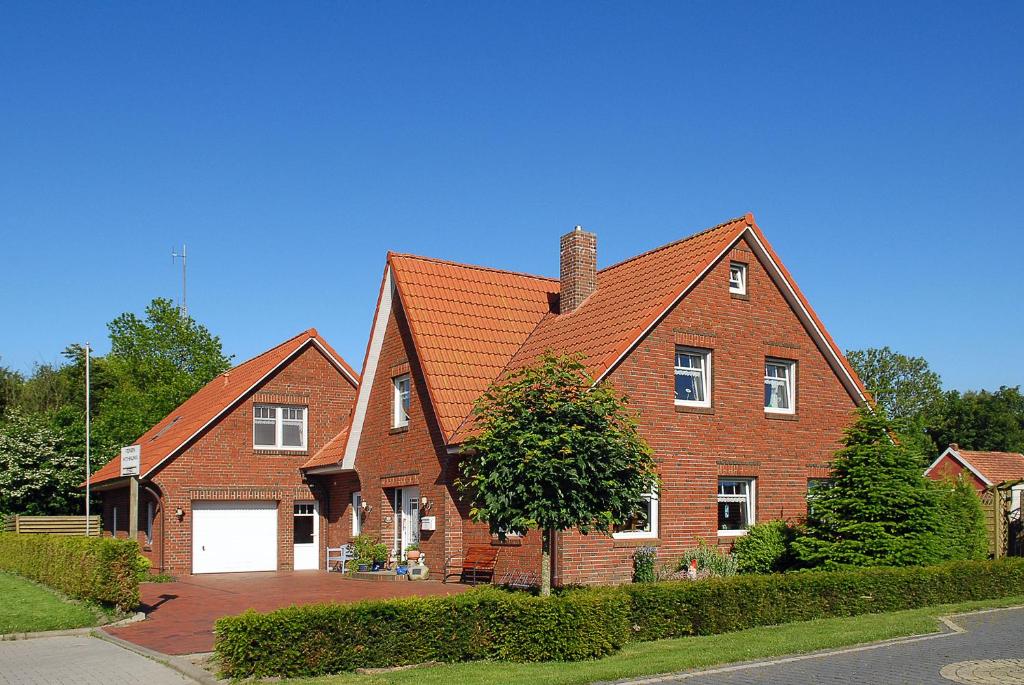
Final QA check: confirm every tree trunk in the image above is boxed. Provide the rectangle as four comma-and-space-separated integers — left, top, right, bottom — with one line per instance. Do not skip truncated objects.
540, 527, 552, 596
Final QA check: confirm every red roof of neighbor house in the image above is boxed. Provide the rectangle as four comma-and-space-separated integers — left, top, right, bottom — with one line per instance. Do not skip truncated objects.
88, 329, 358, 486
380, 213, 869, 445
955, 449, 1024, 485
302, 426, 350, 469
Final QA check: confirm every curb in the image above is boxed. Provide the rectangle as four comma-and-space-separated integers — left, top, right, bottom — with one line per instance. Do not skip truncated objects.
0, 611, 145, 642
613, 604, 1024, 684
94, 630, 224, 685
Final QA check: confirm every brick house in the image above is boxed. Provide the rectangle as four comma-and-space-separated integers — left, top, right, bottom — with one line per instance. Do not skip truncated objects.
90, 329, 359, 575
925, 443, 1024, 515
307, 213, 871, 585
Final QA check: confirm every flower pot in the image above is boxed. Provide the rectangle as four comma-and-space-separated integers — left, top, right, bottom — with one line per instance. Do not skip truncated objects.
371, 561, 385, 571
396, 565, 409, 575
406, 550, 421, 562
357, 563, 369, 572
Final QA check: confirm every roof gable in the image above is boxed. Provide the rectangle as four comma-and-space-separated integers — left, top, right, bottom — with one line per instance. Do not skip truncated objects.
926, 446, 1024, 486
88, 329, 358, 485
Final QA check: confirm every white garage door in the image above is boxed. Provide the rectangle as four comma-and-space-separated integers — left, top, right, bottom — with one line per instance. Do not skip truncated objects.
192, 501, 278, 574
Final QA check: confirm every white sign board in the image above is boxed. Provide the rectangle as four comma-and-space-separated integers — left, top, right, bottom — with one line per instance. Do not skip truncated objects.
120, 445, 141, 477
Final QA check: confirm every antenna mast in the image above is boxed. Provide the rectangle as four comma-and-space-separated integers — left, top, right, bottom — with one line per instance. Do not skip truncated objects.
171, 244, 188, 317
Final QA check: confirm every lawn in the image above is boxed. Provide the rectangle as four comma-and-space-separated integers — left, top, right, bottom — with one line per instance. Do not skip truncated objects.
286, 595, 1024, 685
0, 572, 102, 634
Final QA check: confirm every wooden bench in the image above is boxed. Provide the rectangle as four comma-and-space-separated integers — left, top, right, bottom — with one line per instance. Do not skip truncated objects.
443, 545, 499, 585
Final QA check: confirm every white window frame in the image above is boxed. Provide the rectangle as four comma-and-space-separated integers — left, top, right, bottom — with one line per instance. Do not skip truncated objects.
253, 404, 308, 450
764, 359, 796, 414
352, 491, 362, 536
392, 374, 411, 428
717, 478, 755, 537
674, 347, 712, 408
613, 488, 659, 540
729, 262, 747, 295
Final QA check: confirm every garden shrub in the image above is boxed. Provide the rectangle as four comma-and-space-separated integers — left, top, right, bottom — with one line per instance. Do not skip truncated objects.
733, 520, 800, 574
215, 587, 630, 679
0, 532, 141, 610
678, 540, 737, 577
350, 533, 389, 569
632, 546, 657, 583
932, 477, 988, 562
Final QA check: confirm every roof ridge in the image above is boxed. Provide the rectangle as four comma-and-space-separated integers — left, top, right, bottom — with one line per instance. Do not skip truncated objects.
220, 329, 314, 374
598, 214, 750, 275
388, 251, 559, 283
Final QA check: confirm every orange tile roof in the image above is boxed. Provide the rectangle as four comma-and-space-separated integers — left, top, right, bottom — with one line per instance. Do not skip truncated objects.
385, 213, 867, 445
957, 450, 1024, 485
88, 329, 358, 486
302, 426, 350, 469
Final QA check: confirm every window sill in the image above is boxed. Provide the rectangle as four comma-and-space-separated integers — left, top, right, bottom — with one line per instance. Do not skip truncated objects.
729, 292, 749, 301
389, 426, 410, 435
764, 411, 798, 421
490, 537, 523, 547
254, 448, 309, 456
675, 404, 714, 415
612, 537, 662, 548
717, 529, 749, 538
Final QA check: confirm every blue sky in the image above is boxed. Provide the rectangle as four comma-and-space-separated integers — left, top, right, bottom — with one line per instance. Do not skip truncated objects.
1, 2, 1021, 391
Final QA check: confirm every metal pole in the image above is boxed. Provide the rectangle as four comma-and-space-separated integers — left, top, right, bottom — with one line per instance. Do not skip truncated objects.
84, 343, 91, 537
181, 243, 187, 318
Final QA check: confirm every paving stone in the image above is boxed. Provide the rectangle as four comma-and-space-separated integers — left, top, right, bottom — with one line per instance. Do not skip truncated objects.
0, 635, 192, 685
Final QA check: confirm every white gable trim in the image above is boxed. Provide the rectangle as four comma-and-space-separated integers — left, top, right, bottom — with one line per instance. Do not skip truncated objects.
341, 266, 393, 470
141, 336, 328, 480
310, 338, 360, 387
924, 447, 994, 487
595, 226, 869, 408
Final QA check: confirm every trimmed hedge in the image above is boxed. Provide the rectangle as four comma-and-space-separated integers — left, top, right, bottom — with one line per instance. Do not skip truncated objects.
0, 532, 141, 611
215, 559, 1024, 679
215, 587, 629, 679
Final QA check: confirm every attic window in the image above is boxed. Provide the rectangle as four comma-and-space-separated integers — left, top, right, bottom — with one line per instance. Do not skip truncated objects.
150, 416, 182, 441
254, 405, 307, 450
729, 262, 747, 295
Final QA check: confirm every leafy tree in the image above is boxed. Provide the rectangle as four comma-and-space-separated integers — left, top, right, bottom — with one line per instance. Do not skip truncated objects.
846, 347, 943, 421
458, 352, 657, 595
792, 407, 943, 569
0, 363, 23, 416
0, 410, 83, 515
929, 386, 1024, 453
932, 476, 988, 561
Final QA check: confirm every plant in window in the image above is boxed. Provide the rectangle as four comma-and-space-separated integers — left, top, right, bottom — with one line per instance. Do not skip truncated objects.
458, 351, 658, 596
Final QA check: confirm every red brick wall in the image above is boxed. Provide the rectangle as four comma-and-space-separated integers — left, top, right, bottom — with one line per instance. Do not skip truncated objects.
558, 236, 858, 584
120, 345, 357, 574
927, 454, 987, 491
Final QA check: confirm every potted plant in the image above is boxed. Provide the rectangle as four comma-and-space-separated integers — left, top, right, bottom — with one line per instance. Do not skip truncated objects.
405, 542, 421, 563
352, 534, 385, 573
370, 542, 389, 571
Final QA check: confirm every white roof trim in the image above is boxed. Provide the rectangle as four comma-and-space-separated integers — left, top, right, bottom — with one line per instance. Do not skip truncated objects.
924, 447, 994, 487
342, 266, 393, 470
310, 338, 360, 387
303, 464, 350, 475
596, 225, 868, 408
140, 335, 340, 480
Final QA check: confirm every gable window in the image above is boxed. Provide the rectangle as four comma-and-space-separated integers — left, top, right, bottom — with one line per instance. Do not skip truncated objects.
718, 478, 755, 535
393, 374, 411, 428
764, 360, 796, 414
253, 405, 307, 450
675, 347, 711, 407
729, 262, 747, 295
613, 488, 659, 539
352, 491, 362, 536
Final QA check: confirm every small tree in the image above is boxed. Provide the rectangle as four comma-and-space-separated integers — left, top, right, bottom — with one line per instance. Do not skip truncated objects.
792, 407, 943, 569
458, 352, 657, 595
933, 476, 989, 561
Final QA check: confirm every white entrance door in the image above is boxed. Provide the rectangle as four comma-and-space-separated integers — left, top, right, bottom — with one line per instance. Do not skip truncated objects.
192, 501, 277, 574
293, 501, 319, 570
392, 487, 420, 559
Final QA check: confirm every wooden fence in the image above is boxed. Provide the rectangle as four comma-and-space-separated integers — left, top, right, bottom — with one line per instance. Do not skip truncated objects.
2, 515, 102, 536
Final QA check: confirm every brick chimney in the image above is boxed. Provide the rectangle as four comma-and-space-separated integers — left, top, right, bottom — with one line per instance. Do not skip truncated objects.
559, 225, 597, 313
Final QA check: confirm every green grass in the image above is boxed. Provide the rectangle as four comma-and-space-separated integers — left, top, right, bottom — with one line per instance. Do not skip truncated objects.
0, 572, 102, 634
285, 596, 1024, 685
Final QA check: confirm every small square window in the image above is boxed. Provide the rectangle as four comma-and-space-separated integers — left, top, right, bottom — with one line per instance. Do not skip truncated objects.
393, 375, 411, 428
729, 262, 747, 295
675, 347, 711, 407
764, 359, 796, 414
718, 478, 755, 535
613, 488, 659, 539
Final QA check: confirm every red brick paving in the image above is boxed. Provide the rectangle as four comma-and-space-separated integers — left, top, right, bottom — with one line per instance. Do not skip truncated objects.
104, 571, 468, 655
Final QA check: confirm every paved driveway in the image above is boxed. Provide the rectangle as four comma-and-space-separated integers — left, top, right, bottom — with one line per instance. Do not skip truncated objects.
105, 571, 468, 655
0, 635, 193, 685
622, 606, 1024, 684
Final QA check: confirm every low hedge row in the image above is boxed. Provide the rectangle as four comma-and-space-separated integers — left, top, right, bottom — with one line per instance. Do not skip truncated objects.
215, 587, 629, 679
215, 558, 1024, 679
0, 532, 142, 611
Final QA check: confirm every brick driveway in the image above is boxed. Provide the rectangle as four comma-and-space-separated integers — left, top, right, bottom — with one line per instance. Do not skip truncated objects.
104, 571, 468, 655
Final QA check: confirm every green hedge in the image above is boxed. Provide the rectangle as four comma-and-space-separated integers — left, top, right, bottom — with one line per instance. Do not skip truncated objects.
0, 532, 142, 611
215, 558, 1024, 679
215, 587, 629, 679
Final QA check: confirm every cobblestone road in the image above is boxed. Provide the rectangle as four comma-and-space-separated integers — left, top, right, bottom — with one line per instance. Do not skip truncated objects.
0, 635, 194, 685
621, 607, 1024, 685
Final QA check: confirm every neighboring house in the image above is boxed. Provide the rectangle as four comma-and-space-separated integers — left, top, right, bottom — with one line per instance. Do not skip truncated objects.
925, 443, 1024, 513
306, 213, 870, 585
89, 329, 359, 575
